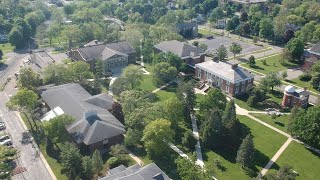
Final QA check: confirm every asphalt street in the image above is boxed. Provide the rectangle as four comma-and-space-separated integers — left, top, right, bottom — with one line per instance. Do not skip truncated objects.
0, 52, 53, 180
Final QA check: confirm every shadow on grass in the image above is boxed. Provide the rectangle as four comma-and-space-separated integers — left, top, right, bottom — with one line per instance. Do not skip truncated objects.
274, 121, 285, 127
284, 79, 297, 84
251, 65, 265, 70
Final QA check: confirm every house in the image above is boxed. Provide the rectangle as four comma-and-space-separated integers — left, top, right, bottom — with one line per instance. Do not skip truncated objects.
308, 42, 320, 59
99, 163, 171, 180
154, 40, 205, 66
302, 42, 320, 71
68, 41, 136, 74
177, 22, 198, 38
40, 83, 125, 151
29, 49, 55, 71
195, 60, 254, 96
281, 85, 309, 108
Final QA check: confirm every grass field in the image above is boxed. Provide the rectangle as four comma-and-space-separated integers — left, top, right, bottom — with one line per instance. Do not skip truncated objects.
250, 113, 289, 133
204, 115, 287, 179
0, 43, 15, 53
137, 75, 157, 92
241, 54, 297, 75
196, 94, 205, 108
267, 142, 320, 180
155, 83, 178, 102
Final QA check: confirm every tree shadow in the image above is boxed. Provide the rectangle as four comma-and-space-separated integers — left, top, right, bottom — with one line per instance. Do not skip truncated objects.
152, 153, 181, 180
45, 140, 62, 163
274, 121, 285, 127
20, 131, 32, 145
251, 65, 265, 70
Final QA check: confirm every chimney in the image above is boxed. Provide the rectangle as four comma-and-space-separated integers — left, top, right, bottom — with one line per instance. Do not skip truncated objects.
85, 110, 97, 119
231, 64, 238, 69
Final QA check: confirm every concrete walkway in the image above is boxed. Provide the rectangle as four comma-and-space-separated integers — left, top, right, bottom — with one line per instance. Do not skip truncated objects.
258, 138, 293, 178
152, 81, 175, 93
168, 143, 189, 159
191, 114, 205, 168
127, 151, 144, 166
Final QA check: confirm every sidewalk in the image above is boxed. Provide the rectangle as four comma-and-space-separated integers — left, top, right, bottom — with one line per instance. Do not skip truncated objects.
191, 114, 205, 168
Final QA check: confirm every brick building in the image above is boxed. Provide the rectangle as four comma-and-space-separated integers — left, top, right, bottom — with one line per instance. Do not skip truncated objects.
195, 61, 254, 96
281, 85, 309, 108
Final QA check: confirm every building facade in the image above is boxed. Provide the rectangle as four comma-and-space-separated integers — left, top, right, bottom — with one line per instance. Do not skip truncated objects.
281, 85, 309, 108
195, 61, 254, 96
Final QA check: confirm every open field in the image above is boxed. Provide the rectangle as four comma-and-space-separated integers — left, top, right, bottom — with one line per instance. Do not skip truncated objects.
285, 78, 318, 92
155, 83, 178, 102
241, 54, 297, 75
250, 113, 289, 133
267, 142, 320, 180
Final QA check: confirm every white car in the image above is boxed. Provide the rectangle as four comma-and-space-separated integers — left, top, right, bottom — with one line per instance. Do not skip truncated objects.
0, 135, 10, 142
0, 139, 12, 146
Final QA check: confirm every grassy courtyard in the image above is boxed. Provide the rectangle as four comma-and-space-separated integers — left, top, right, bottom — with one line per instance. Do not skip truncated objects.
267, 142, 320, 180
0, 43, 15, 53
137, 75, 157, 92
155, 83, 178, 102
250, 113, 289, 133
204, 115, 287, 179
241, 54, 297, 75
285, 78, 318, 93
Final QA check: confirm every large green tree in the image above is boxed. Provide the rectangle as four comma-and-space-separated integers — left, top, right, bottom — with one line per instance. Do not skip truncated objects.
176, 81, 196, 112
152, 62, 177, 86
17, 67, 41, 90
175, 157, 211, 180
259, 18, 274, 40
229, 42, 242, 59
259, 72, 282, 91
199, 88, 226, 116
60, 142, 83, 180
284, 38, 304, 64
92, 149, 103, 175
265, 165, 297, 180
216, 45, 228, 62
236, 134, 255, 168
201, 109, 224, 148
142, 119, 174, 157
43, 115, 74, 145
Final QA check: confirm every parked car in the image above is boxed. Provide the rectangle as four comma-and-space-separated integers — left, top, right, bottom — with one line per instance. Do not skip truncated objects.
0, 139, 12, 146
0, 135, 10, 142
0, 122, 5, 130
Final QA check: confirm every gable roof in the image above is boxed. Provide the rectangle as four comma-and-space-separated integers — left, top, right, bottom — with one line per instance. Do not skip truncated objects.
41, 83, 125, 145
100, 163, 171, 180
309, 42, 320, 56
105, 41, 136, 55
155, 40, 205, 59
195, 61, 254, 83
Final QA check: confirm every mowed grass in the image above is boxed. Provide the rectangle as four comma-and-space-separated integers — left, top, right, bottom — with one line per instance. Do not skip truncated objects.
155, 83, 177, 102
196, 93, 205, 108
250, 113, 289, 133
285, 78, 318, 92
204, 116, 287, 179
137, 75, 157, 92
267, 142, 320, 180
0, 43, 15, 53
241, 54, 297, 75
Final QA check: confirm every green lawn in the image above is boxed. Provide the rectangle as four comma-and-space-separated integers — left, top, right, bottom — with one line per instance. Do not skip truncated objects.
198, 28, 221, 36
249, 113, 289, 133
143, 63, 154, 73
137, 75, 157, 92
204, 116, 287, 179
0, 43, 15, 53
196, 94, 205, 108
267, 142, 320, 180
285, 78, 318, 93
155, 83, 178, 102
241, 54, 297, 75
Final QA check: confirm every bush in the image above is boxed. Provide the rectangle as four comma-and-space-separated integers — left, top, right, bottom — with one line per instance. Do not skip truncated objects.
262, 60, 267, 65
271, 113, 277, 120
107, 157, 128, 169
182, 130, 197, 150
299, 73, 312, 82
247, 96, 256, 107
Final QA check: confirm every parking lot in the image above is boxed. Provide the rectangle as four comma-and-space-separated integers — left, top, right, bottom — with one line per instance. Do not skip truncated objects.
195, 36, 264, 58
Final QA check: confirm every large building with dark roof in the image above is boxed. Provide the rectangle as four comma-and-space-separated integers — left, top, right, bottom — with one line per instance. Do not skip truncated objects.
195, 60, 254, 96
100, 163, 171, 180
68, 41, 136, 74
154, 40, 205, 66
40, 83, 125, 151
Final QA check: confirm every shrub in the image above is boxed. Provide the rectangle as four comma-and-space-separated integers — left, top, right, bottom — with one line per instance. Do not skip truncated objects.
262, 60, 267, 65
299, 73, 312, 82
107, 157, 128, 169
247, 96, 256, 107
271, 113, 277, 120
182, 130, 197, 150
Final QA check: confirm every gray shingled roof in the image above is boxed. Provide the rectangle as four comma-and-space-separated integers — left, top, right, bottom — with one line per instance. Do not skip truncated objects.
310, 42, 320, 55
75, 41, 134, 62
155, 40, 205, 59
41, 83, 125, 145
100, 163, 171, 180
195, 61, 254, 83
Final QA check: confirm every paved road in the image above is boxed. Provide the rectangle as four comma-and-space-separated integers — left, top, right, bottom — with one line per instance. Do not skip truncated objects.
0, 53, 53, 180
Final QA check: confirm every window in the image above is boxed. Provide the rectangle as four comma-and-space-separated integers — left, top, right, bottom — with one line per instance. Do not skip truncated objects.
227, 81, 230, 85
226, 86, 229, 93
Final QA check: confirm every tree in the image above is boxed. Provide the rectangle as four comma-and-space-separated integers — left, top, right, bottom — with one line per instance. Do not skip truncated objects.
94, 59, 103, 78
60, 142, 82, 180
236, 134, 255, 168
240, 11, 248, 22
17, 67, 41, 90
92, 150, 103, 175
0, 50, 3, 60
229, 42, 242, 59
9, 25, 24, 48
282, 71, 288, 80
6, 89, 39, 129
199, 88, 226, 115
259, 72, 282, 91
175, 157, 211, 180
81, 156, 93, 180
152, 62, 177, 86
125, 128, 143, 146
111, 77, 130, 96
63, 4, 74, 18
176, 81, 196, 112
182, 130, 197, 150
199, 43, 208, 52
122, 65, 143, 89
109, 144, 127, 158
164, 97, 184, 129
201, 109, 224, 148
284, 38, 304, 64
311, 73, 320, 91
226, 16, 240, 31
289, 106, 320, 149
266, 165, 297, 180
216, 45, 228, 62
247, 55, 256, 67
142, 119, 174, 157
43, 115, 74, 145
259, 18, 274, 40
108, 102, 125, 125
210, 7, 224, 24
